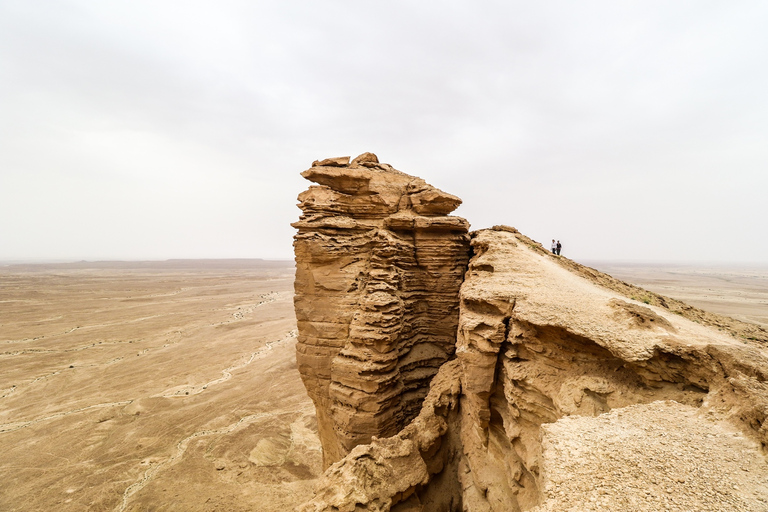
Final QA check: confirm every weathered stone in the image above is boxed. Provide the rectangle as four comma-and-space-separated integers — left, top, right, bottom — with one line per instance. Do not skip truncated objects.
293, 155, 470, 467
351, 152, 380, 165
311, 156, 351, 167
295, 224, 768, 511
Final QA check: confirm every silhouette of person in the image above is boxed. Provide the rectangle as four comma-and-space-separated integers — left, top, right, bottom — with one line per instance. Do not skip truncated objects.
551, 239, 557, 254
556, 240, 561, 255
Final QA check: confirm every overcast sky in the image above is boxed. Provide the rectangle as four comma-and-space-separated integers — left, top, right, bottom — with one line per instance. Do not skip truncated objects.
2, 1, 767, 264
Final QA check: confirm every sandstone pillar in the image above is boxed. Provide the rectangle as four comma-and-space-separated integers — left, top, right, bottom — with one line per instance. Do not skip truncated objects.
292, 153, 470, 467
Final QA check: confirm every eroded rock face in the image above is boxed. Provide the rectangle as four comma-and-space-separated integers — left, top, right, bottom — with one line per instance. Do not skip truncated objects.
292, 154, 470, 467
453, 228, 768, 511
296, 225, 768, 511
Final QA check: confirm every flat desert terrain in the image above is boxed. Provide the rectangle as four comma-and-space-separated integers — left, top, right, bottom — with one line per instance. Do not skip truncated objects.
591, 262, 768, 328
2, 259, 766, 511
0, 260, 321, 512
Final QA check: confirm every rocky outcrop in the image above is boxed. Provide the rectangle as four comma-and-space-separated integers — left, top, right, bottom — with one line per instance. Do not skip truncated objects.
292, 154, 470, 467
295, 220, 768, 511
452, 228, 768, 511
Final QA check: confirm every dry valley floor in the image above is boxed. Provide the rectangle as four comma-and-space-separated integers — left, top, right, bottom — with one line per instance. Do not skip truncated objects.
0, 261, 321, 512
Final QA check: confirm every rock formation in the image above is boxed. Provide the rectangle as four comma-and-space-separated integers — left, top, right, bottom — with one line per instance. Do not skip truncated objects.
292, 153, 470, 467
293, 158, 768, 511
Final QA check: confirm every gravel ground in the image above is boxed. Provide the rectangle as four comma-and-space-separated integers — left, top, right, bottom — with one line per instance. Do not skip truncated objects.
532, 400, 768, 512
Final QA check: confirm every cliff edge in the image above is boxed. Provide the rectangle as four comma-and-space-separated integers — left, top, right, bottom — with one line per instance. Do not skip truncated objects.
293, 157, 768, 511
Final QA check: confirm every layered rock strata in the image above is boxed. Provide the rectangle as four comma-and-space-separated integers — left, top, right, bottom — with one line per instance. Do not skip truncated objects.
296, 225, 768, 511
292, 153, 470, 467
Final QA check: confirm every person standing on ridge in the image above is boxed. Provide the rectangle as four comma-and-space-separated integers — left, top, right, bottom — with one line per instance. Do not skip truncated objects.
556, 240, 562, 256
551, 240, 557, 254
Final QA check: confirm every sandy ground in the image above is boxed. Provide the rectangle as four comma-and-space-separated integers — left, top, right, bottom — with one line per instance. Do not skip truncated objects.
589, 262, 768, 328
533, 401, 768, 512
2, 259, 766, 511
0, 261, 322, 512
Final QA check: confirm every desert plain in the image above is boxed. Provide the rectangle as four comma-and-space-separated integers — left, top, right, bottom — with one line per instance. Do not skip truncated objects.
0, 260, 321, 512
591, 262, 768, 328
1, 258, 767, 511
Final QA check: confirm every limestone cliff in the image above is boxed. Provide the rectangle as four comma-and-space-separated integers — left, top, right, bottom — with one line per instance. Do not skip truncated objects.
293, 160, 768, 511
292, 153, 470, 467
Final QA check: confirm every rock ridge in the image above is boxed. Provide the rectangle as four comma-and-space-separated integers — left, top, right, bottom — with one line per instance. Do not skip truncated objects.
292, 160, 768, 511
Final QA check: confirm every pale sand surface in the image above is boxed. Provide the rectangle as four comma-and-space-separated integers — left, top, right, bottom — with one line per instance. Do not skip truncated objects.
2, 260, 767, 511
589, 262, 768, 328
0, 261, 321, 512
534, 401, 768, 512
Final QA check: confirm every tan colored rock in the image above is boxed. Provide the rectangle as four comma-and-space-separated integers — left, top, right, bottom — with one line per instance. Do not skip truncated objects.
292, 154, 470, 467
296, 360, 463, 512
296, 223, 768, 511
351, 152, 379, 165
311, 156, 351, 167
452, 228, 768, 511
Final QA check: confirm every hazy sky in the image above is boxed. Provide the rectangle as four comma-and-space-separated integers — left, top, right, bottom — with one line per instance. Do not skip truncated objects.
2, 1, 767, 264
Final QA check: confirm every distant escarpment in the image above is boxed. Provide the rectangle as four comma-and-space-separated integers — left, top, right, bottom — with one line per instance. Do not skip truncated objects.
292, 153, 469, 467
293, 156, 768, 511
